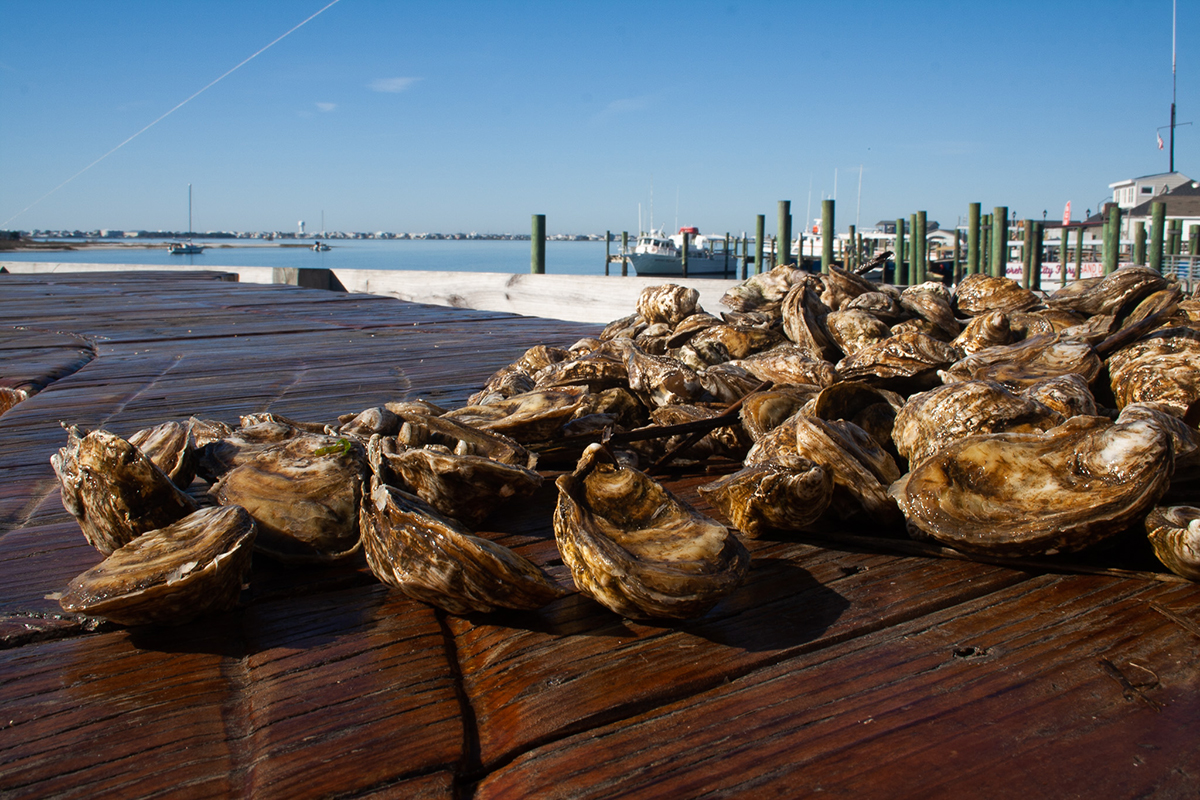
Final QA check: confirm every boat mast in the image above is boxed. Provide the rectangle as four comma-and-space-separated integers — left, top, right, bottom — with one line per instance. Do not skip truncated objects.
1170, 0, 1176, 173
188, 183, 193, 237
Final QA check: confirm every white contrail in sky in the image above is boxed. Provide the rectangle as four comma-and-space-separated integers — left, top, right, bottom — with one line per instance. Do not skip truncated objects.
3, 0, 344, 227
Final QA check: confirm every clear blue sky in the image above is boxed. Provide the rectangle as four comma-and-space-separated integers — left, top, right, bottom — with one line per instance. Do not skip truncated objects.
0, 0, 1193, 236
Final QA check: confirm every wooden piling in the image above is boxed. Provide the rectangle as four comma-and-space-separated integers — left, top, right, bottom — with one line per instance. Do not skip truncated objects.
681, 230, 690, 278
1074, 226, 1084, 280
531, 214, 546, 274
953, 228, 962, 283
605, 230, 611, 276
1150, 202, 1166, 272
967, 202, 981, 274
741, 234, 749, 279
1022, 221, 1034, 289
1032, 222, 1044, 291
1105, 205, 1123, 275
755, 215, 765, 275
821, 200, 834, 274
1134, 222, 1146, 266
991, 207, 1008, 279
914, 211, 927, 284
895, 217, 907, 285
981, 215, 991, 275
778, 201, 792, 268
847, 224, 857, 271
621, 231, 629, 276
724, 233, 731, 277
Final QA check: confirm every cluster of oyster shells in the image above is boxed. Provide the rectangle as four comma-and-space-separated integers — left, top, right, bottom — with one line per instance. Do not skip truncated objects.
50, 264, 1200, 626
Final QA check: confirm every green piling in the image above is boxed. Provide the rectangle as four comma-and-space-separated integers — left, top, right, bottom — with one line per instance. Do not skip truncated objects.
967, 202, 981, 274
895, 217, 906, 285
1134, 222, 1146, 266
991, 207, 1008, 279
821, 200, 834, 273
778, 201, 792, 267
1058, 227, 1068, 287
953, 228, 962, 283
915, 211, 927, 283
1150, 202, 1166, 273
755, 215, 765, 275
848, 224, 857, 271
724, 233, 731, 277
1103, 205, 1121, 274
1032, 222, 1044, 291
531, 214, 546, 274
621, 231, 629, 276
605, 230, 611, 276
1080, 225, 1089, 281
1021, 221, 1033, 289
741, 234, 749, 279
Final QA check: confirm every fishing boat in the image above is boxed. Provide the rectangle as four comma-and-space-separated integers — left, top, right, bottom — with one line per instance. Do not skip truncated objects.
312, 241, 331, 252
166, 241, 204, 255
627, 227, 732, 277
167, 184, 204, 255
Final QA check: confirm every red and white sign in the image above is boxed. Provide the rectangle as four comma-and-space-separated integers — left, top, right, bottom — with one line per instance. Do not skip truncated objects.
1063, 201, 1071, 226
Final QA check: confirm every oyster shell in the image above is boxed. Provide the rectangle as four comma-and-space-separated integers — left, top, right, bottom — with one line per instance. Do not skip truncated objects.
820, 266, 877, 311
443, 386, 593, 442
698, 454, 833, 537
1022, 374, 1097, 418
361, 471, 564, 614
52, 426, 199, 554
825, 308, 892, 357
835, 331, 960, 392
952, 311, 1013, 356
1106, 327, 1200, 415
686, 323, 784, 360
637, 284, 700, 326
728, 342, 838, 388
952, 273, 1040, 316
620, 341, 707, 408
843, 291, 907, 326
58, 505, 256, 626
369, 435, 543, 527
740, 386, 821, 440
553, 443, 750, 619
900, 284, 961, 340
892, 380, 1063, 468
940, 333, 1101, 389
792, 415, 904, 530
891, 409, 1173, 557
128, 420, 198, 489
1048, 266, 1168, 319
209, 431, 366, 562
719, 264, 803, 313
1145, 505, 1200, 581
781, 283, 839, 362
338, 406, 402, 439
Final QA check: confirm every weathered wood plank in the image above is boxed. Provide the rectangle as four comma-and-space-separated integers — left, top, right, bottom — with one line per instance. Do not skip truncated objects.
475, 576, 1200, 799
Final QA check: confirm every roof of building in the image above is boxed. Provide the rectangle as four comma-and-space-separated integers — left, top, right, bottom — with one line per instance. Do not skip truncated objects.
1126, 178, 1200, 218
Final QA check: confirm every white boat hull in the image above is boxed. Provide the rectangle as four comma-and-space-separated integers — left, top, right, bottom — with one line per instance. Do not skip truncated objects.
628, 252, 735, 277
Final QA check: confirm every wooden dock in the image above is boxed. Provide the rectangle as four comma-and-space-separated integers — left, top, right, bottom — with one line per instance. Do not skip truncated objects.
1, 271, 1197, 799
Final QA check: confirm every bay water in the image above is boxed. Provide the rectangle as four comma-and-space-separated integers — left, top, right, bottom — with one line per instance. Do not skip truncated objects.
1, 238, 616, 276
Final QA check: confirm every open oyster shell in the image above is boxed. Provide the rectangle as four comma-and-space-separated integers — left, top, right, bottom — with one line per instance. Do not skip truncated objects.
553, 443, 750, 619
58, 505, 256, 626
360, 471, 564, 614
891, 409, 1174, 557
698, 454, 833, 537
1145, 505, 1200, 581
52, 426, 199, 555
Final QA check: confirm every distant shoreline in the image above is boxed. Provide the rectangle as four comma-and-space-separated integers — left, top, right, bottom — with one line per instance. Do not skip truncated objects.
0, 239, 314, 252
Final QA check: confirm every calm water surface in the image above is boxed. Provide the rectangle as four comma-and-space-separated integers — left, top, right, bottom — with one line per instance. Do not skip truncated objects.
2, 238, 617, 276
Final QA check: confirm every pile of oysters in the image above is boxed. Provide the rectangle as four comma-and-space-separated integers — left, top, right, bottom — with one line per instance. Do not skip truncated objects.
50, 264, 1200, 627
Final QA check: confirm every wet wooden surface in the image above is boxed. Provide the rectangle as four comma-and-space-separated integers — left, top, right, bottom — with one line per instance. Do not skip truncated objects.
1, 271, 1197, 799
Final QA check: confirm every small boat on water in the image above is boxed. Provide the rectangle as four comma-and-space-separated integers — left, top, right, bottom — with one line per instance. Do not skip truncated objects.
166, 241, 204, 255
167, 185, 204, 255
627, 227, 732, 277
312, 241, 331, 252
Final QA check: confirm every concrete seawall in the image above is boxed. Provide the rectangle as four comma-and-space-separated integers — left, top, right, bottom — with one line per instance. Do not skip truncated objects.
0, 262, 741, 324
